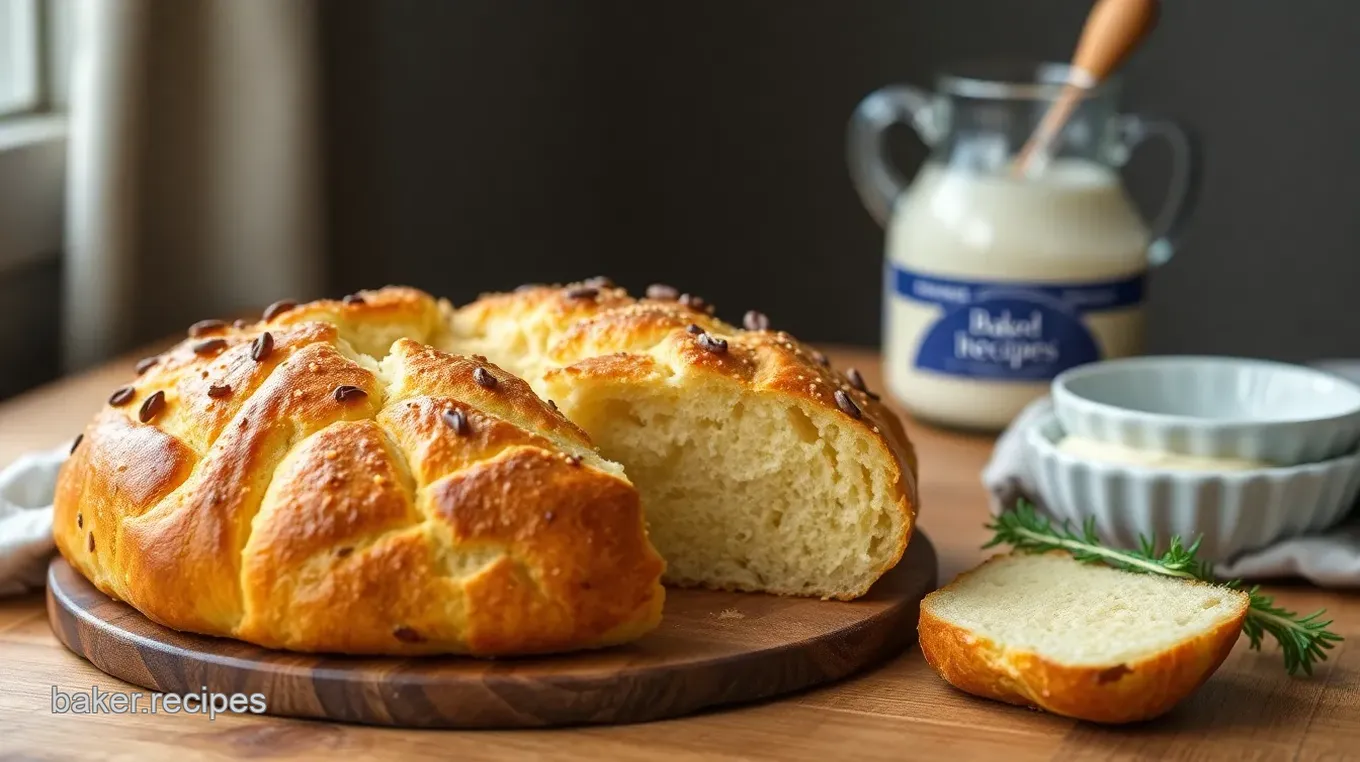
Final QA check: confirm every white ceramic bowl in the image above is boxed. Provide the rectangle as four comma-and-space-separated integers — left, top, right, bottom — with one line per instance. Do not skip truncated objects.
1052, 356, 1360, 466
1023, 411, 1360, 561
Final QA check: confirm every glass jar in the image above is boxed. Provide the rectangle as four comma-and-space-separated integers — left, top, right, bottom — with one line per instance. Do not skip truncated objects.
848, 61, 1199, 432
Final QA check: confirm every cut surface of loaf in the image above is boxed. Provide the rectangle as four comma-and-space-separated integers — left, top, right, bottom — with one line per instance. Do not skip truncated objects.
444, 280, 918, 599
919, 552, 1248, 723
54, 288, 665, 656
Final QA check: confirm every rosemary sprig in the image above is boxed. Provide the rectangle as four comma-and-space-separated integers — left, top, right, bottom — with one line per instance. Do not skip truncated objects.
984, 502, 1344, 676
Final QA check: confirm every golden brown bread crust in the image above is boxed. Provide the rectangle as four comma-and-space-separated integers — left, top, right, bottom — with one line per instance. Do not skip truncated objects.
54, 287, 665, 655
454, 283, 917, 480
451, 281, 920, 598
917, 553, 1248, 724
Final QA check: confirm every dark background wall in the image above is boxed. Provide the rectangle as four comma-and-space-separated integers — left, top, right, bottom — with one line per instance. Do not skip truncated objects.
6, 0, 1357, 402
317, 0, 1357, 361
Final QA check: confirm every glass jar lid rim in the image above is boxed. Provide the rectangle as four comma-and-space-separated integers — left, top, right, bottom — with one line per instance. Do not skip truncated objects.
937, 60, 1119, 100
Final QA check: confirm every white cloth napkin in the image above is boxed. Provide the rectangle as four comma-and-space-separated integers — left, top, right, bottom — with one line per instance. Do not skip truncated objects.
0, 444, 65, 596
983, 360, 1360, 587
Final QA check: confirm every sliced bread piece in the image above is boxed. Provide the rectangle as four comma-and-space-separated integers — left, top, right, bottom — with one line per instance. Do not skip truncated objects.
918, 552, 1249, 723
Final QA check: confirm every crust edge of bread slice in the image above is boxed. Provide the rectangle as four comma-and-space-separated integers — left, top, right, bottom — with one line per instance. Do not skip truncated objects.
918, 551, 1250, 724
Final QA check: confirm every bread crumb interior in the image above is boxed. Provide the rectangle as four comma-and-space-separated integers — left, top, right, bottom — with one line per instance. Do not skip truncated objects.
928, 554, 1247, 665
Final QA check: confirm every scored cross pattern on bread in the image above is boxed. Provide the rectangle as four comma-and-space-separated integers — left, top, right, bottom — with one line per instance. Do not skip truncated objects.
55, 289, 664, 656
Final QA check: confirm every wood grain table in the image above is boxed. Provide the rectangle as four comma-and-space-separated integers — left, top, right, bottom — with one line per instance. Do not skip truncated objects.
2, 346, 1358, 761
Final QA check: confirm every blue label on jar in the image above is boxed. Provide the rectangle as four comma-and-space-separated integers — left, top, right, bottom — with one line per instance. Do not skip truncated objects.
891, 266, 1144, 382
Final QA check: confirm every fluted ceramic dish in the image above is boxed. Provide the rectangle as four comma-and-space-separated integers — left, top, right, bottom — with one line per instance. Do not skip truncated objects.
1024, 411, 1360, 561
1052, 356, 1360, 467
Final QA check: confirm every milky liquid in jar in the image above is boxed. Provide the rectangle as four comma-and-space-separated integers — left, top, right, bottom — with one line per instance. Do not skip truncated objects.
883, 159, 1151, 431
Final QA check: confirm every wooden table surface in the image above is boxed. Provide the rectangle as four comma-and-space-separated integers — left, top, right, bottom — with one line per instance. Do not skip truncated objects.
2, 346, 1357, 761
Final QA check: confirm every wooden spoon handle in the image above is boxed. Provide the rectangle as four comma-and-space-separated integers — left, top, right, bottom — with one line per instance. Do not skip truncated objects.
1013, 0, 1160, 176
1073, 0, 1160, 83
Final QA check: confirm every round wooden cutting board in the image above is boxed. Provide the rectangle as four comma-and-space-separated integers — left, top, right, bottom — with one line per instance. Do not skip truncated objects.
46, 534, 936, 729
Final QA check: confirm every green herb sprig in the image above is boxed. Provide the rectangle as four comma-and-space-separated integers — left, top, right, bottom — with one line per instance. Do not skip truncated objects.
984, 502, 1343, 676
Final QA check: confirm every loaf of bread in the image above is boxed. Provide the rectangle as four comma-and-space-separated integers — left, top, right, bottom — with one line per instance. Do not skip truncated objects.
446, 279, 918, 599
54, 288, 665, 656
919, 552, 1249, 723
56, 280, 918, 656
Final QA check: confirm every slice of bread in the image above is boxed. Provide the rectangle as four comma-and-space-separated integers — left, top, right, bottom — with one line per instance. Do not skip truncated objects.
918, 552, 1249, 723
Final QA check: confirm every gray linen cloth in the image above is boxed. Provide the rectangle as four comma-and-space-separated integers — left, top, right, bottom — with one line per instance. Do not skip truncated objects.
0, 444, 65, 596
982, 360, 1360, 587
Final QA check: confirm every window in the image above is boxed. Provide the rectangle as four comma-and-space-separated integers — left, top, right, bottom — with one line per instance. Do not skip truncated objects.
0, 0, 39, 116
0, 0, 70, 271
0, 0, 70, 397
0, 0, 65, 117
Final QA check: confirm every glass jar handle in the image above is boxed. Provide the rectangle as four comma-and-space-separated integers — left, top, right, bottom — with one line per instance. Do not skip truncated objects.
847, 85, 941, 227
1110, 114, 1202, 267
